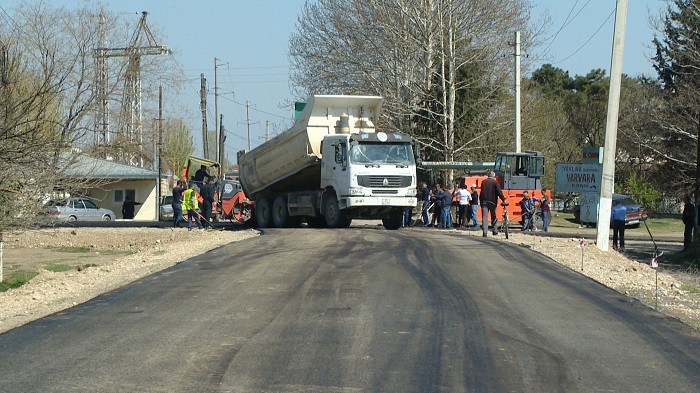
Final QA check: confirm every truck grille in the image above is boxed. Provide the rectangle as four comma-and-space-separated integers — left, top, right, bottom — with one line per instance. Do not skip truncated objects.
372, 189, 399, 195
357, 175, 411, 188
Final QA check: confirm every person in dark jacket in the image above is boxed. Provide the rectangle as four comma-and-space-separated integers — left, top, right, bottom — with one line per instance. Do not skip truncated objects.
199, 177, 216, 228
193, 165, 210, 183
469, 184, 480, 228
682, 195, 696, 251
121, 196, 141, 219
429, 183, 441, 227
437, 185, 453, 229
172, 180, 186, 228
479, 171, 506, 237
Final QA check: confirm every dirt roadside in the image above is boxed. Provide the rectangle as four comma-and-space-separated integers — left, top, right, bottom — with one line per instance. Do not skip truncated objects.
0, 224, 697, 334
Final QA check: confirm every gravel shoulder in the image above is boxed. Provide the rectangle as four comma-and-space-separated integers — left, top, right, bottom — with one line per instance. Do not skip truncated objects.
0, 223, 697, 335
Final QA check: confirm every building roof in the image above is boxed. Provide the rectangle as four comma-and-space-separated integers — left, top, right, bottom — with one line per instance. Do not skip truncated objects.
62, 154, 159, 180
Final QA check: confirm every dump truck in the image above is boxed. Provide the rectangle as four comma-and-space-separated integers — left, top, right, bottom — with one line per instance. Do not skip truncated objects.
237, 95, 418, 229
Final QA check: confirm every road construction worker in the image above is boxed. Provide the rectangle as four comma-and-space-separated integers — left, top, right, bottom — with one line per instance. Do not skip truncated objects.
199, 177, 216, 228
182, 182, 203, 231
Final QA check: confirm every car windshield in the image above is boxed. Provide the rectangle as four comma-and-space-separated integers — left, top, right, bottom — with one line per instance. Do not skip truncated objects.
349, 143, 414, 165
617, 197, 637, 207
162, 195, 173, 205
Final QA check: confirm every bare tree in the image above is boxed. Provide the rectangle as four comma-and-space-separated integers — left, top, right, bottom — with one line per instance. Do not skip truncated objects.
289, 0, 537, 172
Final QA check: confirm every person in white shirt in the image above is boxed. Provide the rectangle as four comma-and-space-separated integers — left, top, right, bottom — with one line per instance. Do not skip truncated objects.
456, 184, 472, 228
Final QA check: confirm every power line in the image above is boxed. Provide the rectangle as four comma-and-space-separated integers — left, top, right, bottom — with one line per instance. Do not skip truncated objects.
552, 7, 615, 65
181, 65, 289, 71
540, 0, 589, 54
218, 94, 290, 120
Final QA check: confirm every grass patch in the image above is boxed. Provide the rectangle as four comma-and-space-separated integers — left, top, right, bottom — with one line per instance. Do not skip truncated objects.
52, 246, 93, 253
644, 218, 685, 232
82, 263, 98, 269
680, 284, 700, 294
43, 263, 74, 272
549, 212, 581, 228
96, 250, 132, 255
151, 250, 167, 256
0, 270, 39, 292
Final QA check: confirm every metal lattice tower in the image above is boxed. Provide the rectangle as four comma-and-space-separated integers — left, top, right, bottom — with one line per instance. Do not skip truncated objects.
93, 11, 171, 164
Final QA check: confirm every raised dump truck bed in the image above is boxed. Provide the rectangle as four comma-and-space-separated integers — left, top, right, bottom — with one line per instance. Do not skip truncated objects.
238, 95, 382, 199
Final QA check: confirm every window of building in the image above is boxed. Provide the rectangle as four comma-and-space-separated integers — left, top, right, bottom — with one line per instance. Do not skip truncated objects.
114, 189, 136, 203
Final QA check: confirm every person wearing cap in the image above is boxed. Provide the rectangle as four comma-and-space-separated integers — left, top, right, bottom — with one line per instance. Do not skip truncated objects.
469, 184, 480, 228
479, 171, 506, 237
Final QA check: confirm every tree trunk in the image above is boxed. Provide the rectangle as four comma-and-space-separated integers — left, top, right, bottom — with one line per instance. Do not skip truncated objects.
695, 109, 700, 240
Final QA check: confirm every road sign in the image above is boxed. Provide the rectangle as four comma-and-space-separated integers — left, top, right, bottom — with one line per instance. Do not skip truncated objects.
555, 163, 602, 192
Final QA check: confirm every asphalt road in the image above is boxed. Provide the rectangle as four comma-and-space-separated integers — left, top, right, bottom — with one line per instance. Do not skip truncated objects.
0, 227, 698, 392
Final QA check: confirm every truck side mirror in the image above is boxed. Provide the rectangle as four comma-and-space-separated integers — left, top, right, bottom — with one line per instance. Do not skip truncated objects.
413, 140, 422, 164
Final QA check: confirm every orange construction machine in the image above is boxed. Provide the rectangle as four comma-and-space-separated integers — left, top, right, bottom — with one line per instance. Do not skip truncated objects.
180, 156, 252, 223
422, 151, 549, 226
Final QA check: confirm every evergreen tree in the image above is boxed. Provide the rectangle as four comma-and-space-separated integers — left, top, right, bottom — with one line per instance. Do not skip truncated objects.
651, 0, 700, 195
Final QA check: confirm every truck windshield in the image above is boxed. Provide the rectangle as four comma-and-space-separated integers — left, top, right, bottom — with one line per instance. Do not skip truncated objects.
350, 143, 414, 165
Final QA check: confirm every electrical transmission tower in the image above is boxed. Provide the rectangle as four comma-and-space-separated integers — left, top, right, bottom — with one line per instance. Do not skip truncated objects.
93, 11, 171, 164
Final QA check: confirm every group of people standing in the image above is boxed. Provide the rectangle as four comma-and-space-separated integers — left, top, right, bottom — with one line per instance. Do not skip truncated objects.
171, 165, 217, 231
416, 171, 551, 237
419, 181, 480, 229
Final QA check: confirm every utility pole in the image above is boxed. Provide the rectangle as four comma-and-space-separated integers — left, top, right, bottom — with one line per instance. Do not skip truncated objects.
214, 58, 220, 164
513, 31, 521, 153
246, 100, 251, 150
265, 120, 269, 141
219, 114, 225, 179
596, 0, 628, 251
200, 73, 209, 159
157, 79, 163, 221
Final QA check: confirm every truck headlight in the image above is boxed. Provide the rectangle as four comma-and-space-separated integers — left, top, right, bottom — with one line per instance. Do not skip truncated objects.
349, 187, 365, 196
406, 188, 417, 196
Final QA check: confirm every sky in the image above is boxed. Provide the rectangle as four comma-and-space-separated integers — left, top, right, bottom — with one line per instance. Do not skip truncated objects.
1, 0, 668, 163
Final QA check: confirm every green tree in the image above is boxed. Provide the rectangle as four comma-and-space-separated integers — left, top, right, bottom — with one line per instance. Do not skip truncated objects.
161, 118, 194, 185
651, 0, 700, 195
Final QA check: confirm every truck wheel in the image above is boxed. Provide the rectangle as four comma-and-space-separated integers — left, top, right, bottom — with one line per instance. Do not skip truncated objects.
255, 197, 271, 228
382, 210, 403, 230
272, 196, 289, 228
323, 194, 348, 228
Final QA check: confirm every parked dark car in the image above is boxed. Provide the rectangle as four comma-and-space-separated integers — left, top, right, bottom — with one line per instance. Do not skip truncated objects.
574, 193, 647, 227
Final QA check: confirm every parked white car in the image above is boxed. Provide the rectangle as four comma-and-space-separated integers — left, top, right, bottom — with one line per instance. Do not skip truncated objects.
46, 198, 116, 221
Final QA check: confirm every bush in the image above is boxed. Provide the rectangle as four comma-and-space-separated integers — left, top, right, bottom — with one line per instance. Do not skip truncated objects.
622, 172, 662, 213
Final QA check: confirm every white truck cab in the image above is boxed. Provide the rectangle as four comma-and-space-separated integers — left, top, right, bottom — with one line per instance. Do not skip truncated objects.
238, 95, 418, 229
